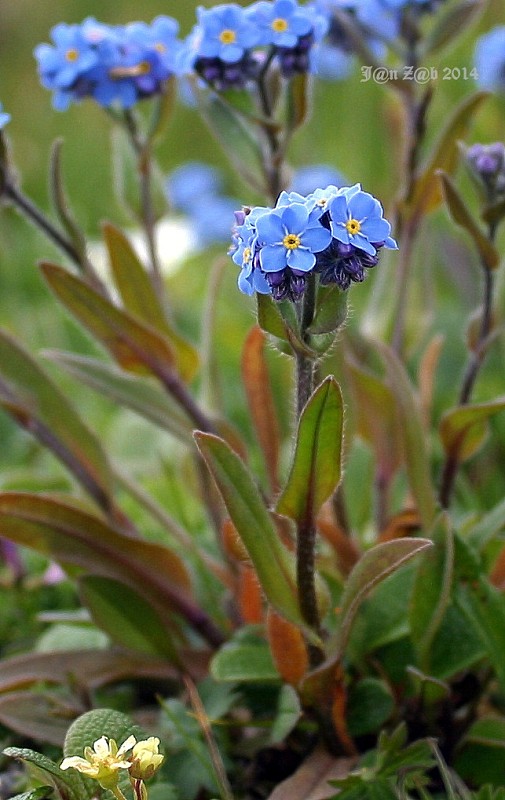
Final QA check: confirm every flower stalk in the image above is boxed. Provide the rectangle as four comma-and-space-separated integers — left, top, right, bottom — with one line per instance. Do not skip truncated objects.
439, 222, 498, 509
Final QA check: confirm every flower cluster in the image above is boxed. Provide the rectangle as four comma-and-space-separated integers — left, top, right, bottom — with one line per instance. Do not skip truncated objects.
34, 17, 181, 110
60, 735, 163, 790
179, 0, 329, 89
231, 184, 397, 300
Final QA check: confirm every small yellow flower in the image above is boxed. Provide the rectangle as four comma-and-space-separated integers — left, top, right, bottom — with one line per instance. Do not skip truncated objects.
129, 737, 164, 780
60, 735, 137, 789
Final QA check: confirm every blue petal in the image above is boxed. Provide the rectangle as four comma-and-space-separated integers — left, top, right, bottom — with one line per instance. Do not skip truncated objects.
348, 191, 379, 219
351, 234, 377, 255
328, 194, 348, 225
253, 270, 271, 294
287, 247, 316, 272
220, 43, 245, 63
360, 216, 391, 241
331, 225, 350, 245
301, 225, 332, 252
256, 212, 285, 244
384, 236, 398, 249
260, 244, 288, 272
280, 202, 309, 233
238, 270, 255, 295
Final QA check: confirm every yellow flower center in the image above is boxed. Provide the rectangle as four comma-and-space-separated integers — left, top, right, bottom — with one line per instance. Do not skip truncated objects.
219, 29, 237, 44
243, 247, 252, 263
65, 49, 79, 62
283, 233, 301, 250
154, 42, 167, 53
345, 218, 361, 235
272, 18, 289, 32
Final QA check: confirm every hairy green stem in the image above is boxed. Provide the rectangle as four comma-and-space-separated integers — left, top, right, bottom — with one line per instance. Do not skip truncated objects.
294, 278, 324, 664
391, 82, 433, 356
123, 110, 165, 300
256, 47, 283, 204
439, 226, 497, 509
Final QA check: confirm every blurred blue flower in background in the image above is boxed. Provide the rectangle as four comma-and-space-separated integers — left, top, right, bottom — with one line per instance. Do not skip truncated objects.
166, 161, 241, 249
0, 103, 11, 129
35, 17, 182, 110
166, 162, 223, 212
289, 164, 346, 195
474, 27, 505, 93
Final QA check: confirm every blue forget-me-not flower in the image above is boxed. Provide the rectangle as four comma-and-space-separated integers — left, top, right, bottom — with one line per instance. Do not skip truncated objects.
230, 185, 397, 300
35, 17, 182, 110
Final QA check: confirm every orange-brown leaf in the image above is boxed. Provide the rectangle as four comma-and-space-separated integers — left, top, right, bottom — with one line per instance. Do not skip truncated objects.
222, 517, 249, 563
241, 325, 280, 494
490, 545, 505, 590
267, 608, 308, 686
378, 508, 422, 542
238, 565, 264, 624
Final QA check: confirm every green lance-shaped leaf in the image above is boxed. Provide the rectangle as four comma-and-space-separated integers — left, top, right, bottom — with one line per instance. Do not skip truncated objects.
468, 495, 505, 551
111, 127, 167, 223
194, 432, 310, 634
79, 575, 179, 660
276, 377, 344, 525
103, 222, 199, 381
285, 72, 309, 137
439, 171, 499, 270
0, 492, 217, 651
211, 641, 280, 683
424, 0, 484, 56
2, 749, 83, 800
409, 513, 454, 672
49, 139, 87, 266
0, 329, 113, 511
307, 285, 348, 336
301, 538, 431, 710
256, 293, 291, 343
345, 357, 402, 483
44, 351, 193, 444
41, 262, 177, 377
193, 83, 265, 194
408, 91, 488, 220
334, 538, 433, 659
458, 579, 505, 694
439, 397, 505, 464
372, 340, 437, 530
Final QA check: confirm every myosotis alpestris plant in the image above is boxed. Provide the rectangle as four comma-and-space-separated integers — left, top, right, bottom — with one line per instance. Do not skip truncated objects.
2, 1, 505, 798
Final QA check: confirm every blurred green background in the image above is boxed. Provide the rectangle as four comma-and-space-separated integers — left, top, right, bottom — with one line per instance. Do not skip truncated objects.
1, 0, 505, 503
